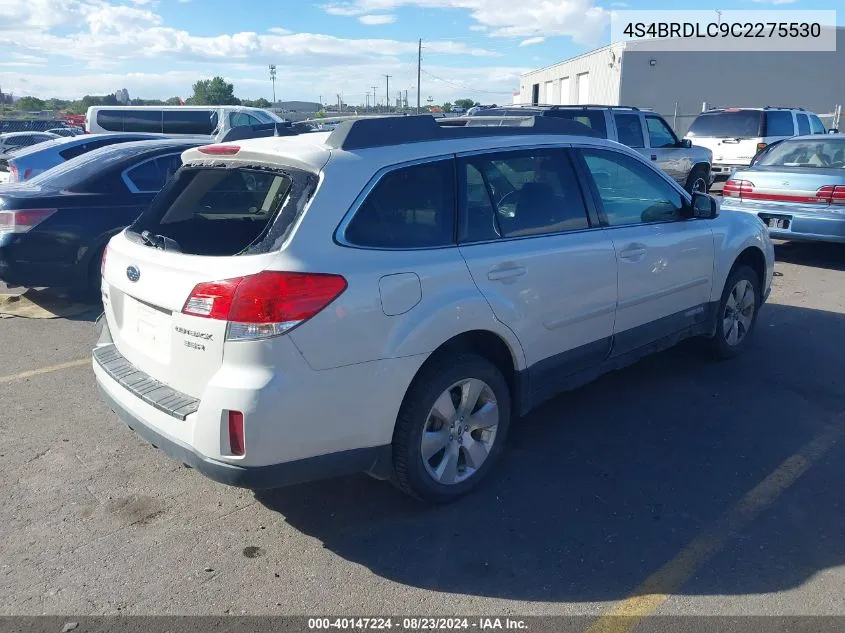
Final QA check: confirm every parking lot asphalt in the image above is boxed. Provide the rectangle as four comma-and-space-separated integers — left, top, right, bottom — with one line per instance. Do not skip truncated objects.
1, 241, 844, 620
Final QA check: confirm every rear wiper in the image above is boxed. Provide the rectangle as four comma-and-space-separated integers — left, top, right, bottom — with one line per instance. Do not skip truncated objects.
140, 230, 182, 253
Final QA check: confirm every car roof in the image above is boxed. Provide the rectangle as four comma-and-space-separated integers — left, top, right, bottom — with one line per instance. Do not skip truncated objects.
0, 131, 58, 139
8, 132, 164, 158
781, 134, 844, 142
181, 123, 622, 174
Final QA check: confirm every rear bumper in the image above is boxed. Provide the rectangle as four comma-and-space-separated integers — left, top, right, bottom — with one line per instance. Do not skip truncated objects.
721, 202, 845, 243
711, 163, 748, 180
96, 378, 388, 489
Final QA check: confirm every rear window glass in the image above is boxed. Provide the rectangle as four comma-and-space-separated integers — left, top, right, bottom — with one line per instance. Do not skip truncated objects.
757, 139, 845, 168
59, 137, 131, 161
27, 143, 143, 190
129, 166, 313, 256
687, 111, 763, 138
344, 160, 456, 249
545, 110, 608, 138
764, 111, 794, 137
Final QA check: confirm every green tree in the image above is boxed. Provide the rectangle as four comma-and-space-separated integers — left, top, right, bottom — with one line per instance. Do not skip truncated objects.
441, 102, 453, 113
188, 76, 240, 106
15, 96, 46, 111
165, 96, 183, 105
453, 98, 478, 110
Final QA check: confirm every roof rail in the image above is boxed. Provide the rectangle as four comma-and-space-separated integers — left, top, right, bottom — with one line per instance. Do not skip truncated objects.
549, 104, 640, 111
325, 114, 599, 151
217, 122, 297, 143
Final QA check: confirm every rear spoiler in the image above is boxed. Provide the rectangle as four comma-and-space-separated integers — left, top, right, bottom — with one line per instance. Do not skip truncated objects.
216, 122, 301, 143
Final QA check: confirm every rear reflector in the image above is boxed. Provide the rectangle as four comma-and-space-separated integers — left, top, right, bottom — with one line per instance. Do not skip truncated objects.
756, 142, 767, 152
182, 271, 347, 341
198, 145, 240, 155
0, 208, 57, 234
228, 411, 245, 456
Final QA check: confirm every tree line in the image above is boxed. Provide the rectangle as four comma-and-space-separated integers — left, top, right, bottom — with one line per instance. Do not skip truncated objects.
8, 77, 270, 114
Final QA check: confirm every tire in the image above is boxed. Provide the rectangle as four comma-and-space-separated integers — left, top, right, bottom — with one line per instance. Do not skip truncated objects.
685, 165, 710, 195
70, 247, 104, 303
705, 265, 760, 360
392, 353, 511, 503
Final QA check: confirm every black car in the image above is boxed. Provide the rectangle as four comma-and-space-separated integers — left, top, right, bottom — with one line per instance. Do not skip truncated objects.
0, 138, 202, 296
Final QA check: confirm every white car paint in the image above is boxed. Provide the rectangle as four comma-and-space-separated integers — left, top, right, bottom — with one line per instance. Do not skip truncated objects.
94, 125, 775, 493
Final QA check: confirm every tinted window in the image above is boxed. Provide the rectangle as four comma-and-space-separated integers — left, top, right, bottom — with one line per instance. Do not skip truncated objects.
96, 110, 125, 132
163, 110, 218, 135
809, 115, 826, 134
60, 137, 131, 161
122, 110, 162, 133
459, 149, 589, 241
687, 111, 762, 138
131, 167, 301, 256
614, 113, 645, 148
27, 143, 148, 191
125, 153, 182, 192
796, 113, 811, 135
582, 149, 684, 226
645, 116, 677, 148
345, 160, 456, 248
546, 110, 608, 137
765, 110, 794, 137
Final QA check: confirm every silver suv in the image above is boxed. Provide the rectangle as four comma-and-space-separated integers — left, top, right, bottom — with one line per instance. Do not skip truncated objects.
94, 116, 773, 503
467, 105, 713, 194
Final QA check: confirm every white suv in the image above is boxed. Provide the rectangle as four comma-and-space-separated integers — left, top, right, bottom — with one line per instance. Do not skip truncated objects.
685, 107, 827, 181
94, 115, 775, 503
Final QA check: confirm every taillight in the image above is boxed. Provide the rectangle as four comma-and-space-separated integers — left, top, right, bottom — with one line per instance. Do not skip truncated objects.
0, 208, 57, 234
756, 142, 767, 152
228, 411, 245, 456
722, 179, 754, 198
198, 145, 240, 155
815, 186, 845, 205
21, 167, 32, 181
182, 271, 347, 341
8, 164, 18, 182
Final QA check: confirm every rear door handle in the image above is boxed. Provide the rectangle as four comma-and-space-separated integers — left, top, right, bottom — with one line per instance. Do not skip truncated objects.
487, 265, 526, 281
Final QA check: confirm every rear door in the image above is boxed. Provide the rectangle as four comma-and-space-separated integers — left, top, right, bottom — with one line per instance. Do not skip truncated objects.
577, 146, 715, 356
457, 146, 618, 391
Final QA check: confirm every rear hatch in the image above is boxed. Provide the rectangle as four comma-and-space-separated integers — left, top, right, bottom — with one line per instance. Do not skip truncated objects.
101, 155, 321, 399
685, 110, 764, 167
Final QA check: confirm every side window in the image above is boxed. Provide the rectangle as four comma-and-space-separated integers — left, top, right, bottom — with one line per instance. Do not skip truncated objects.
163, 110, 218, 135
123, 111, 162, 133
459, 149, 589, 242
614, 113, 645, 148
344, 160, 456, 248
97, 110, 124, 132
645, 116, 678, 148
59, 138, 119, 161
125, 153, 181, 193
765, 110, 794, 137
809, 115, 826, 134
546, 110, 608, 138
796, 113, 811, 135
230, 112, 262, 128
581, 149, 684, 226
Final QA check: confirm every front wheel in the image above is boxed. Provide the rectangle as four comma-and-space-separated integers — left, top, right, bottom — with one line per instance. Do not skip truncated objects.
685, 166, 710, 194
392, 353, 511, 503
705, 265, 760, 359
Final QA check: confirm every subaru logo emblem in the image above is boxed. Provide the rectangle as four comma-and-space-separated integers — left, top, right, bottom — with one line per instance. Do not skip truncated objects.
126, 266, 140, 283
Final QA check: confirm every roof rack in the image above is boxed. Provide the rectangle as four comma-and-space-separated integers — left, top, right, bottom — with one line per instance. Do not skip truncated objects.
549, 104, 640, 111
325, 115, 598, 151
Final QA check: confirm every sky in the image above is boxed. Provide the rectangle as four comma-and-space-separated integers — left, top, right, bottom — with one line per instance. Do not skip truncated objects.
0, 0, 840, 105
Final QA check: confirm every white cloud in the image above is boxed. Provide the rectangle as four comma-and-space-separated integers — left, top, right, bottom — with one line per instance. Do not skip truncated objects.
358, 14, 396, 24
321, 0, 610, 44
519, 36, 545, 46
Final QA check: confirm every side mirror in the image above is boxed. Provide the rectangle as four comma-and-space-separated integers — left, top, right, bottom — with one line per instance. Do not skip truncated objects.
687, 191, 719, 219
828, 128, 839, 135
680, 138, 692, 148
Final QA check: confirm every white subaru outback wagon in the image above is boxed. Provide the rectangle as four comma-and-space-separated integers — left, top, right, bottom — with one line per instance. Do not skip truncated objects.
94, 115, 774, 503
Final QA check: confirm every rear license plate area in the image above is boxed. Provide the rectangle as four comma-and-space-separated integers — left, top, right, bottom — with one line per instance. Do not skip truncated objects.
759, 214, 791, 230
123, 296, 172, 361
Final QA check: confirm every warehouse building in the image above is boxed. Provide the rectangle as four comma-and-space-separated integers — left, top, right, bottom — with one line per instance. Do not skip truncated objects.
519, 28, 845, 135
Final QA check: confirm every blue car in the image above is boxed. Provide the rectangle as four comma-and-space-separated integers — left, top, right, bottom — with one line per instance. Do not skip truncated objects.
0, 138, 202, 296
721, 134, 845, 243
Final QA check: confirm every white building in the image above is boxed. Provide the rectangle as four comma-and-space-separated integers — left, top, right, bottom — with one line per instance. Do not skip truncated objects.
519, 29, 845, 135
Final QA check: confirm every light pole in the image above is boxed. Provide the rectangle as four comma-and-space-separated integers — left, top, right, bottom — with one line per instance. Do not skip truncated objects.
268, 64, 277, 106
